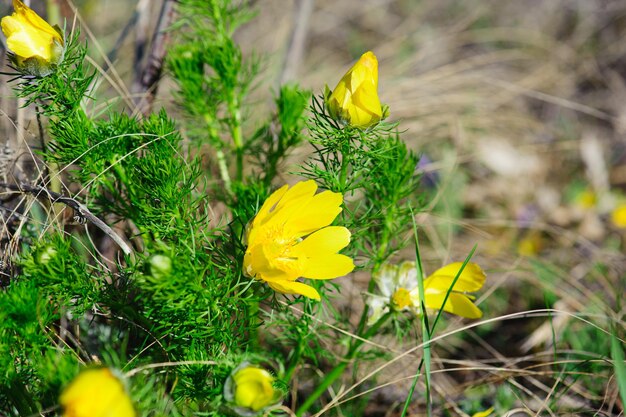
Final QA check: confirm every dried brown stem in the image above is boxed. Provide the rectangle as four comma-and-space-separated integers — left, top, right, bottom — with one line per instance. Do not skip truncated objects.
0, 181, 132, 256
133, 0, 177, 116
279, 0, 315, 86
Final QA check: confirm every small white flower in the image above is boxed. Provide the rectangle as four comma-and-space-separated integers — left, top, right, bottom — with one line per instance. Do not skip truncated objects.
366, 261, 486, 325
367, 261, 419, 325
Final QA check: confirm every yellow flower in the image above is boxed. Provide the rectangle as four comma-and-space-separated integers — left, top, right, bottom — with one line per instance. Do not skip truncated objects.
224, 364, 280, 414
575, 188, 597, 210
1, 0, 64, 75
516, 232, 543, 257
326, 51, 384, 129
611, 203, 626, 228
367, 261, 486, 324
60, 368, 136, 417
243, 180, 354, 300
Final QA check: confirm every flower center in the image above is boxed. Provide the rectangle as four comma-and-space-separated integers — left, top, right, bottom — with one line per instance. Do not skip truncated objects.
262, 227, 294, 256
257, 227, 304, 277
392, 287, 412, 310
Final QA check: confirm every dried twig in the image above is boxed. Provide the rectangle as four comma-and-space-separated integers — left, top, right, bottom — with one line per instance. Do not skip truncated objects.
0, 181, 132, 256
133, 0, 177, 116
132, 0, 151, 88
279, 0, 315, 86
106, 9, 139, 70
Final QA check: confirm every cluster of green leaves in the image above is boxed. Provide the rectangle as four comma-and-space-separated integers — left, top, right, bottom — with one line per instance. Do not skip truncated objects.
304, 96, 422, 272
166, 2, 329, 412
14, 32, 94, 117
168, 0, 258, 188
168, 0, 311, 205
0, 1, 430, 416
0, 4, 283, 416
0, 235, 89, 415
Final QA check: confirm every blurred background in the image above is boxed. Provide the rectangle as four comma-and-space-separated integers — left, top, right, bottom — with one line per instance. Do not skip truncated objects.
1, 0, 625, 415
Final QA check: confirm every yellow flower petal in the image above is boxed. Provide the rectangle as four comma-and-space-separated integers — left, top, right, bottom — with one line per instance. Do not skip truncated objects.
351, 79, 382, 117
269, 179, 317, 214
611, 204, 626, 228
13, 0, 60, 40
303, 254, 354, 279
331, 81, 350, 109
268, 280, 321, 300
253, 184, 289, 227
472, 407, 495, 417
252, 180, 318, 233
424, 262, 486, 293
283, 191, 343, 237
4, 24, 50, 59
349, 51, 378, 90
60, 368, 135, 417
424, 292, 483, 319
291, 226, 351, 256
1, 14, 22, 35
290, 227, 354, 278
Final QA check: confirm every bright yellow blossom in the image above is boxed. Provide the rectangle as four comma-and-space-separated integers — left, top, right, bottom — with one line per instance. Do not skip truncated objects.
516, 232, 543, 257
575, 188, 597, 210
326, 51, 384, 129
367, 261, 486, 324
224, 364, 280, 414
243, 180, 354, 300
60, 368, 135, 417
1, 0, 64, 75
611, 203, 626, 228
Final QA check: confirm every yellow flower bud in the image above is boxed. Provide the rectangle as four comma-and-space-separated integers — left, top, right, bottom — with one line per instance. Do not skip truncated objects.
611, 203, 626, 229
60, 368, 136, 417
148, 254, 173, 279
37, 246, 57, 264
1, 0, 64, 75
224, 364, 281, 415
326, 51, 384, 129
575, 189, 597, 210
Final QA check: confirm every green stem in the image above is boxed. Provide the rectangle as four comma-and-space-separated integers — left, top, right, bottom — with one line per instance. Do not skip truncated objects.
230, 98, 244, 181
216, 149, 232, 191
296, 361, 348, 416
235, 147, 243, 181
353, 204, 396, 344
284, 302, 311, 383
294, 313, 390, 416
45, 0, 60, 25
204, 113, 233, 194
401, 210, 430, 417
339, 153, 348, 192
283, 339, 304, 383
248, 299, 260, 349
